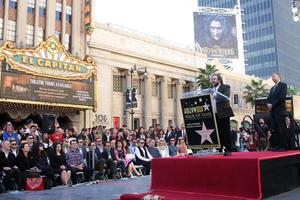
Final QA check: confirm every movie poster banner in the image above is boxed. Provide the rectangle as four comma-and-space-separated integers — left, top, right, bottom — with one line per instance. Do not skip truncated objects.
125, 88, 137, 109
1, 72, 94, 106
194, 12, 238, 59
181, 94, 221, 149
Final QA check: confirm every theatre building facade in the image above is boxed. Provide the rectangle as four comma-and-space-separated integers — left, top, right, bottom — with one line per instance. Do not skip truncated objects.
0, 0, 94, 130
87, 23, 206, 130
87, 23, 257, 130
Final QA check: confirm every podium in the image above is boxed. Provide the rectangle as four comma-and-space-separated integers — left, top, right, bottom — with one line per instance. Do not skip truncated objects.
180, 93, 221, 149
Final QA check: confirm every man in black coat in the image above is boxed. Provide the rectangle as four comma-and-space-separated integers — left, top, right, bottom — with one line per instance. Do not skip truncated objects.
210, 74, 234, 156
267, 72, 288, 151
102, 142, 117, 179
0, 141, 20, 191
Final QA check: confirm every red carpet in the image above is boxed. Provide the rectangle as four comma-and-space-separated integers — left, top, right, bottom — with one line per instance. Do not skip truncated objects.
120, 190, 247, 200
119, 151, 300, 200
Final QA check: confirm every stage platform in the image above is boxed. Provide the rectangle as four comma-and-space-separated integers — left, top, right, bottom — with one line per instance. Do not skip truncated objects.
119, 151, 300, 200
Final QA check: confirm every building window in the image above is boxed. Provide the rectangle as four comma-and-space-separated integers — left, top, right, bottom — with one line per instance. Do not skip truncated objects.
55, 31, 61, 41
152, 81, 158, 97
152, 119, 157, 127
64, 33, 71, 50
56, 2, 62, 21
238, 98, 243, 108
0, 18, 3, 40
183, 84, 190, 93
132, 78, 141, 95
66, 5, 72, 23
9, 0, 17, 9
26, 25, 34, 46
167, 84, 173, 98
7, 20, 16, 42
27, 0, 35, 13
39, 0, 46, 16
113, 75, 123, 92
38, 27, 44, 43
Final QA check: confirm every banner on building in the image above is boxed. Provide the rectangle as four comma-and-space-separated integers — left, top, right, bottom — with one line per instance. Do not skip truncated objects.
194, 9, 238, 59
125, 88, 137, 109
181, 94, 221, 149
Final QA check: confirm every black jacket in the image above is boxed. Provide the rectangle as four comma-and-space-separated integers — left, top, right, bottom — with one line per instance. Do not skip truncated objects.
214, 84, 234, 119
15, 152, 35, 172
267, 81, 287, 116
101, 148, 116, 161
49, 151, 70, 170
0, 151, 16, 170
32, 153, 49, 171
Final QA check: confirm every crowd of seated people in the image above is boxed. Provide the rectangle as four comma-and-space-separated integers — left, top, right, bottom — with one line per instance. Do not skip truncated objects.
0, 120, 190, 193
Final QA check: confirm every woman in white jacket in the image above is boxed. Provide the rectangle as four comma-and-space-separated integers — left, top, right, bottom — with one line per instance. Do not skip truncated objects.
157, 138, 169, 158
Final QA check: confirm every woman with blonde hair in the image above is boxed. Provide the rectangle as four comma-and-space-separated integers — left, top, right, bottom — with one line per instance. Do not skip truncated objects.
157, 138, 169, 158
2, 122, 18, 142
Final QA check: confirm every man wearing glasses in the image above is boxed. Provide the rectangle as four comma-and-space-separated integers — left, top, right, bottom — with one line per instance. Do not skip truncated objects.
9, 140, 18, 156
135, 138, 153, 175
26, 135, 35, 149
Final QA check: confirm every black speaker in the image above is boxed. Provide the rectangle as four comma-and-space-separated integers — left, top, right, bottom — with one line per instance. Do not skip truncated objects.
42, 114, 56, 134
234, 94, 239, 104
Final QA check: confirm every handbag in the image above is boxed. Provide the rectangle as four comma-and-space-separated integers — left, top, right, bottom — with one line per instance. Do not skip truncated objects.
26, 177, 44, 191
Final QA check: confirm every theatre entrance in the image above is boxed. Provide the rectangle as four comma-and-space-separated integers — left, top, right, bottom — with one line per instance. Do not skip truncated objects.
57, 115, 73, 130
0, 109, 77, 132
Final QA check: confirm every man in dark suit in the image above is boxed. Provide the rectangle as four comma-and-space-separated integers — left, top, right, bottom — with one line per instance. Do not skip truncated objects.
176, 124, 188, 144
210, 74, 234, 156
102, 129, 113, 143
164, 125, 176, 145
102, 142, 117, 179
267, 72, 288, 151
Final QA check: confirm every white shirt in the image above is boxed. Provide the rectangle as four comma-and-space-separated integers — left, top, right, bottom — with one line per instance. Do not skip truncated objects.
212, 84, 220, 113
135, 147, 153, 162
11, 149, 17, 157
158, 147, 170, 158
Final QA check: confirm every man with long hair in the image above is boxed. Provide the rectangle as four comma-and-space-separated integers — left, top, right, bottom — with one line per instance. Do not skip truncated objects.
210, 74, 234, 156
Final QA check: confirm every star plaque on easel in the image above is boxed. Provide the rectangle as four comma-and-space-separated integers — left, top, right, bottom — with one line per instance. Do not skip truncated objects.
180, 94, 221, 149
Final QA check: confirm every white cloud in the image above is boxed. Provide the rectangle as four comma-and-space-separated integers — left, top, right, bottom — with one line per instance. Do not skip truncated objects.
94, 0, 197, 46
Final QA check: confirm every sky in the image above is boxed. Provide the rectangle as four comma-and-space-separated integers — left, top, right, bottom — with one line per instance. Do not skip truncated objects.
94, 0, 198, 47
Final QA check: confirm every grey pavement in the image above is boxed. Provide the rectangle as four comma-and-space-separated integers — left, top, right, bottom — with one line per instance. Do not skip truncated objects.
0, 176, 150, 200
1, 175, 300, 200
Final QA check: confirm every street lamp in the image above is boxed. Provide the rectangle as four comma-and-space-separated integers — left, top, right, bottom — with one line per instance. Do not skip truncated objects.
128, 64, 147, 130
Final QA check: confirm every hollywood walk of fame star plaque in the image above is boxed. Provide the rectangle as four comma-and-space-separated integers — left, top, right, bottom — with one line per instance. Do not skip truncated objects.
180, 94, 221, 149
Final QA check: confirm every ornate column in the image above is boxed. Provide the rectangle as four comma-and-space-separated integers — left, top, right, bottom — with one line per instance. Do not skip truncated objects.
159, 76, 169, 130
175, 79, 185, 127
16, 0, 27, 45
125, 71, 132, 129
45, 0, 56, 37
143, 73, 153, 129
